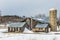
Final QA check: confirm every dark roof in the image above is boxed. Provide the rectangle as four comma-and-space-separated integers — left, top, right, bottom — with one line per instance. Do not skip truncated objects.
35, 23, 48, 28
8, 22, 26, 27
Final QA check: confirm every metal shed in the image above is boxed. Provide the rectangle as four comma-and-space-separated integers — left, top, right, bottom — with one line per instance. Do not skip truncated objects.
32, 23, 51, 32
8, 22, 26, 32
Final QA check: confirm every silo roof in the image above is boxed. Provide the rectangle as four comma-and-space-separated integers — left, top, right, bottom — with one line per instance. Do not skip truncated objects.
49, 8, 57, 11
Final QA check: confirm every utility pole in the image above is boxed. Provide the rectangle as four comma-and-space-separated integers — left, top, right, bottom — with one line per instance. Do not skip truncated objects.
31, 18, 32, 30
31, 16, 33, 30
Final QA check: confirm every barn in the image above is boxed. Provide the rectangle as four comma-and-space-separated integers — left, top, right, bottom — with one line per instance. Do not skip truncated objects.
8, 22, 26, 32
32, 23, 51, 33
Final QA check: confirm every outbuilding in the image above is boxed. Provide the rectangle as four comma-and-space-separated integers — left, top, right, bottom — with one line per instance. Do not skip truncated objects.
8, 22, 26, 32
32, 23, 51, 33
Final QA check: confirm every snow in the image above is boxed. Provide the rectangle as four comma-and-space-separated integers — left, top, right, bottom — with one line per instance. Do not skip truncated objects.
24, 28, 33, 33
49, 8, 57, 10
57, 26, 60, 31
0, 29, 7, 32
37, 18, 43, 21
0, 29, 60, 40
0, 34, 57, 40
0, 24, 9, 27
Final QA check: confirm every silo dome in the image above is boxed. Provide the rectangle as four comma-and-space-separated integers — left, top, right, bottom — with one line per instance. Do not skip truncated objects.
49, 8, 57, 11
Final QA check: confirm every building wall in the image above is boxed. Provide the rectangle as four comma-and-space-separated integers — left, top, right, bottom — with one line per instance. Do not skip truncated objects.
49, 9, 57, 31
8, 27, 24, 32
32, 25, 51, 32
26, 18, 38, 30
26, 18, 31, 29
32, 28, 49, 32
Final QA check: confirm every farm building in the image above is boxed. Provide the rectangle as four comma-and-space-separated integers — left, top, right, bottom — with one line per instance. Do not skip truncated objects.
26, 17, 38, 30
32, 23, 51, 33
8, 22, 27, 32
25, 17, 50, 31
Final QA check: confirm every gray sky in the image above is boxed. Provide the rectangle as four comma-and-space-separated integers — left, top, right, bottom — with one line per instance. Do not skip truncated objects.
0, 0, 60, 17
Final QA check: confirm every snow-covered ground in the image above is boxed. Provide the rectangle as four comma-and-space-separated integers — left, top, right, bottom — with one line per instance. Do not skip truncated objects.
0, 29, 60, 40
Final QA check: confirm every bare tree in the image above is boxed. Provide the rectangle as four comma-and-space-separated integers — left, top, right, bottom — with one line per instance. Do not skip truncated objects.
35, 13, 46, 18
0, 10, 1, 16
57, 14, 60, 28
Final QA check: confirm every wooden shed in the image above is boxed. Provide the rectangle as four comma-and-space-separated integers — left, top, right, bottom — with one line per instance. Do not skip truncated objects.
32, 23, 51, 33
8, 22, 26, 32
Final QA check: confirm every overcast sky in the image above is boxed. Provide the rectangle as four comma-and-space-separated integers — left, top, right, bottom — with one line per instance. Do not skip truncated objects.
0, 0, 60, 17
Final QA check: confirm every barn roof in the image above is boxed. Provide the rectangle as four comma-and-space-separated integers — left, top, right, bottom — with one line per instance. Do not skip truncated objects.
32, 17, 49, 23
35, 23, 48, 28
8, 22, 26, 27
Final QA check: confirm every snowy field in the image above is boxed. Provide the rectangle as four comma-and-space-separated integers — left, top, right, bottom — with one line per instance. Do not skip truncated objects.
0, 29, 60, 40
